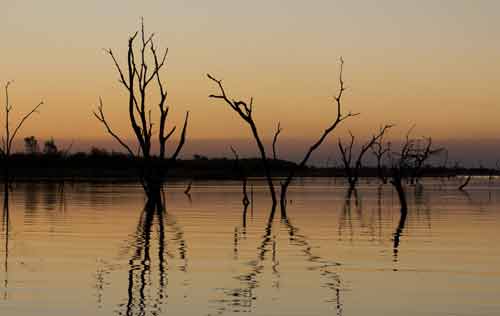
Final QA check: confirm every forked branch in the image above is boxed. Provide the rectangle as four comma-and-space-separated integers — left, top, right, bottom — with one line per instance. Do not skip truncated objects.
93, 98, 135, 156
338, 125, 393, 188
207, 74, 254, 121
207, 73, 276, 205
280, 58, 359, 207
2, 81, 44, 157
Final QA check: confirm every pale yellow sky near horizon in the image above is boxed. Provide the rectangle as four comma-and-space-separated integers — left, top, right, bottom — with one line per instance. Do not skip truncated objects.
1, 0, 499, 151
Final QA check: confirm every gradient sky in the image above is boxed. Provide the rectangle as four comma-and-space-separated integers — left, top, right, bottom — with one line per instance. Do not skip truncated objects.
1, 1, 500, 162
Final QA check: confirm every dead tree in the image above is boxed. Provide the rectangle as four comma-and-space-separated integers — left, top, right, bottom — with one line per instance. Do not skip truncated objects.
230, 146, 250, 206
279, 58, 358, 210
408, 137, 443, 184
389, 128, 441, 212
94, 20, 189, 201
1, 81, 43, 190
272, 122, 282, 161
371, 136, 391, 185
208, 58, 357, 209
389, 145, 410, 213
207, 74, 277, 206
338, 125, 392, 190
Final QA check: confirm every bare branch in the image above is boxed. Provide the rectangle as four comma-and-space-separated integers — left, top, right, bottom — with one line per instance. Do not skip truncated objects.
357, 125, 393, 166
371, 125, 394, 184
106, 49, 130, 89
282, 58, 358, 191
2, 82, 44, 156
164, 126, 176, 141
146, 43, 168, 86
207, 73, 253, 122
97, 20, 191, 198
7, 101, 43, 151
272, 122, 282, 160
93, 97, 135, 156
207, 73, 277, 205
339, 125, 393, 188
230, 145, 239, 160
170, 111, 189, 161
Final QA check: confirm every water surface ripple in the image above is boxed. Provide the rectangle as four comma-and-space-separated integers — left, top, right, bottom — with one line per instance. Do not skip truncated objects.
0, 178, 499, 315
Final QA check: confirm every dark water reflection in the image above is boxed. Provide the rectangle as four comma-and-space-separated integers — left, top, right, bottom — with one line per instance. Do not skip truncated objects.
2, 190, 10, 301
1, 178, 500, 315
209, 203, 343, 316
111, 196, 189, 316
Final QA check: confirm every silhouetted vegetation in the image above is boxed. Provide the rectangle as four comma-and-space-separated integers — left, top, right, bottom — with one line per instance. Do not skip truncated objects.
23, 136, 39, 154
1, 82, 43, 190
207, 73, 279, 206
208, 58, 358, 210
1, 148, 492, 182
43, 137, 58, 155
278, 58, 358, 211
93, 20, 189, 201
371, 133, 391, 184
388, 127, 443, 212
338, 125, 392, 190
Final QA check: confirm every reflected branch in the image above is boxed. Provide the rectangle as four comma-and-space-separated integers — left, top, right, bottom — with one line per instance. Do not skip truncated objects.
2, 188, 10, 300
281, 213, 342, 313
338, 188, 355, 242
392, 208, 408, 267
112, 196, 189, 316
213, 203, 343, 315
210, 204, 277, 314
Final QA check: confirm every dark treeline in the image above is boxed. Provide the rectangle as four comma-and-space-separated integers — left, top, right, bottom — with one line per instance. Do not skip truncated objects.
2, 148, 494, 181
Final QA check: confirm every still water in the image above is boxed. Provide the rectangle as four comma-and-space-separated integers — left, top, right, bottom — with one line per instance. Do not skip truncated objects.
0, 178, 499, 315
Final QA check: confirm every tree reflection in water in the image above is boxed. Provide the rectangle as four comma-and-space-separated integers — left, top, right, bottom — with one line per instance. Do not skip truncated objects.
211, 204, 343, 316
97, 195, 189, 316
337, 186, 409, 270
1, 188, 10, 301
338, 188, 363, 242
392, 207, 408, 268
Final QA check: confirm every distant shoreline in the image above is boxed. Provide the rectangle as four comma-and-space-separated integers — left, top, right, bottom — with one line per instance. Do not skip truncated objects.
2, 154, 495, 182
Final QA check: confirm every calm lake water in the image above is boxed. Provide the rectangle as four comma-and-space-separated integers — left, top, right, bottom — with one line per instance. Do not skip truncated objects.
1, 178, 499, 315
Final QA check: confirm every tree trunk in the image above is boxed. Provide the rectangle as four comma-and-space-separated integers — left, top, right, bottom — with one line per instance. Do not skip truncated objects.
391, 177, 408, 213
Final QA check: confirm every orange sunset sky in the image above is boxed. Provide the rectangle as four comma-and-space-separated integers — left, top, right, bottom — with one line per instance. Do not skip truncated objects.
1, 1, 499, 164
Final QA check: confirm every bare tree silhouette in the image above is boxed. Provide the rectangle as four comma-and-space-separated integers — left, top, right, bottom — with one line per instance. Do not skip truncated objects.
407, 136, 442, 184
1, 81, 43, 190
208, 58, 357, 210
272, 122, 282, 161
94, 19, 189, 201
207, 74, 278, 206
388, 127, 441, 212
371, 132, 392, 184
278, 58, 358, 211
338, 125, 392, 190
